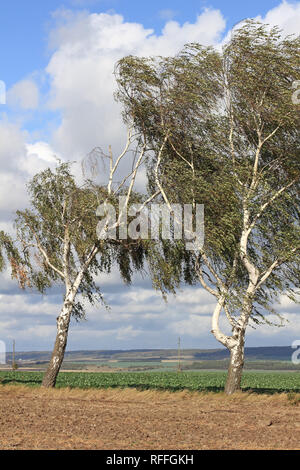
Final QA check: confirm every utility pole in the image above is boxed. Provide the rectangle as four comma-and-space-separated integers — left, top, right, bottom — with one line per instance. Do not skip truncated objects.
177, 337, 181, 373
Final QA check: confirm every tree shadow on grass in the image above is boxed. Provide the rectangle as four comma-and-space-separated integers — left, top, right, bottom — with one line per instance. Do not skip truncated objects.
0, 376, 42, 386
241, 386, 300, 395
134, 385, 300, 394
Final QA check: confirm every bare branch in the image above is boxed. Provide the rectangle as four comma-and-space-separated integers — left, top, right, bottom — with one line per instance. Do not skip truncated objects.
249, 177, 300, 231
256, 246, 299, 290
195, 256, 220, 299
107, 127, 133, 195
26, 223, 65, 279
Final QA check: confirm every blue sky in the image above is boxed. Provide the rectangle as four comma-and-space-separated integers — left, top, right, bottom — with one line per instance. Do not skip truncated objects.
0, 0, 292, 86
1, 0, 300, 352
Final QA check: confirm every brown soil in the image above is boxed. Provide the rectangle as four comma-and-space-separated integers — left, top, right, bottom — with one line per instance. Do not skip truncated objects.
0, 385, 299, 450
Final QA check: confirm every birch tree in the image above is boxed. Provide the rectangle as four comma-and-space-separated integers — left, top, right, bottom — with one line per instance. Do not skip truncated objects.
15, 131, 165, 388
115, 20, 300, 394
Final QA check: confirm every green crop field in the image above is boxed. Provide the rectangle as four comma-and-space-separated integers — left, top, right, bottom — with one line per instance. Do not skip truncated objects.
1, 370, 300, 393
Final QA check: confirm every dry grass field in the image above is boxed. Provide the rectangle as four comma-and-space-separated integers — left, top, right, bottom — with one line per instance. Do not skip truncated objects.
0, 385, 299, 450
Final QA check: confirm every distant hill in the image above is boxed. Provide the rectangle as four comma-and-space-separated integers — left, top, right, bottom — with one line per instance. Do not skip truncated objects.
194, 346, 295, 361
5, 346, 296, 363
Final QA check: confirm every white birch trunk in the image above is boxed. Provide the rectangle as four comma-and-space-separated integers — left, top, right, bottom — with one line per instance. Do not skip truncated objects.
41, 294, 74, 388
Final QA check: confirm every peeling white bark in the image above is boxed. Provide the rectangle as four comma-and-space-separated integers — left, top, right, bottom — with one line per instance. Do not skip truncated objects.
211, 296, 236, 350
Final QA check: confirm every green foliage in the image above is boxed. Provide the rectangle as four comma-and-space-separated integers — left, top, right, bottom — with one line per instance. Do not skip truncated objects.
0, 231, 27, 288
0, 231, 14, 272
14, 163, 153, 319
115, 20, 300, 326
0, 370, 299, 393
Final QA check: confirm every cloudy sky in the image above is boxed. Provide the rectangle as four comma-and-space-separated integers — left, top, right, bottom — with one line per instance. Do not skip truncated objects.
1, 0, 300, 352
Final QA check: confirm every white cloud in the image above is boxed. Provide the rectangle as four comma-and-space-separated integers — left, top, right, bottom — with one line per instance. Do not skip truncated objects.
170, 311, 232, 338
276, 294, 300, 311
171, 288, 215, 306
7, 79, 39, 110
0, 122, 29, 214
26, 142, 59, 164
0, 121, 60, 217
116, 325, 143, 340
45, 9, 226, 162
0, 294, 58, 318
0, 118, 59, 176
256, 0, 300, 36
0, 172, 28, 215
122, 288, 162, 304
221, 1, 300, 46
170, 314, 212, 337
22, 141, 61, 177
247, 312, 300, 339
0, 121, 28, 171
